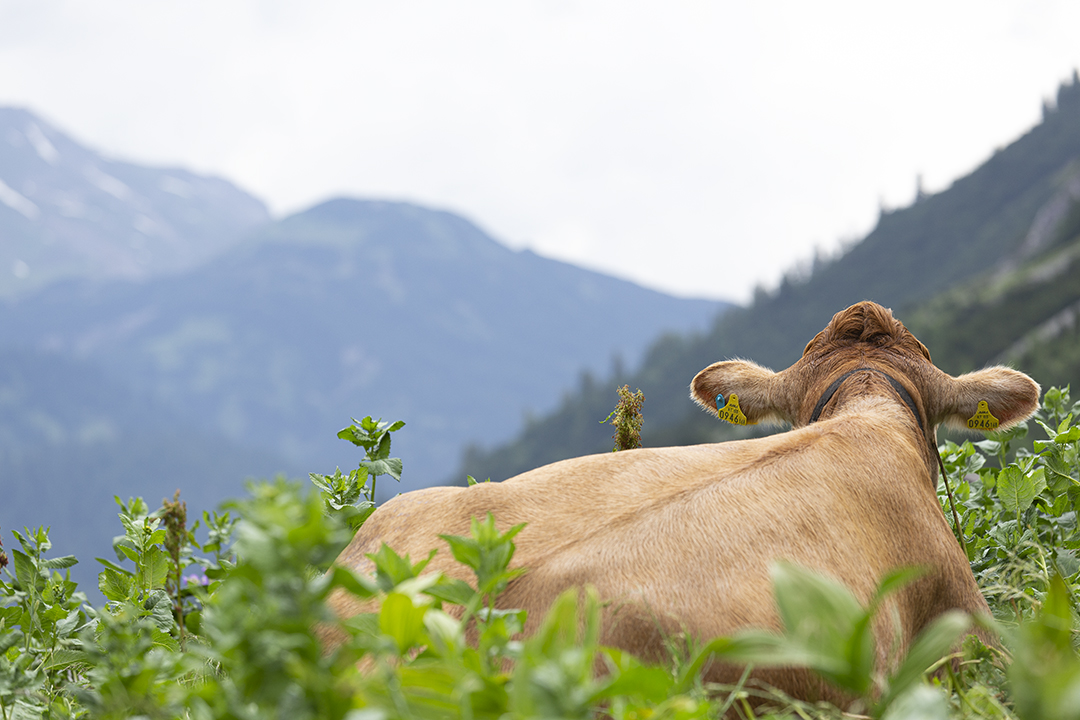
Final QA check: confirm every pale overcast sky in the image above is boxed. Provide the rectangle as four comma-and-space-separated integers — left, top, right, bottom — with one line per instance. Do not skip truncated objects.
2, 1, 1079, 303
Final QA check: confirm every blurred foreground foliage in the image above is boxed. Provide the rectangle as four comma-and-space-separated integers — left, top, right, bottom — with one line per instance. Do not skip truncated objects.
2, 391, 1080, 719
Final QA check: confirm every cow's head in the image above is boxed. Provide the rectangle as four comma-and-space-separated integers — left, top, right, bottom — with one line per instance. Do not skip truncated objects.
691, 301, 1040, 439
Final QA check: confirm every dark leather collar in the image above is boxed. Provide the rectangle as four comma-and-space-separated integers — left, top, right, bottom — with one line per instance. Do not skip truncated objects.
808, 367, 926, 439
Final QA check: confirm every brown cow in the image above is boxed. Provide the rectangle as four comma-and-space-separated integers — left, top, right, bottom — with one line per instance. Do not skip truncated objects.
324, 301, 1040, 704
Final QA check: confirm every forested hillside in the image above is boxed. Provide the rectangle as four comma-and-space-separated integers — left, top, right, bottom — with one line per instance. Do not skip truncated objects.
459, 73, 1080, 484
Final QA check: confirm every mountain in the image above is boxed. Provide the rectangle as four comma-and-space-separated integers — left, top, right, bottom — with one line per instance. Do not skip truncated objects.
460, 73, 1080, 484
0, 198, 728, 488
0, 107, 270, 297
0, 107, 733, 583
904, 162, 1080, 387
1, 177, 732, 583
0, 345, 298, 592
0, 106, 279, 585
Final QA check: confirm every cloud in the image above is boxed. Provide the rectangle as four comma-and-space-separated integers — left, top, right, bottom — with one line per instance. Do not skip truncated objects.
1, 1, 1079, 302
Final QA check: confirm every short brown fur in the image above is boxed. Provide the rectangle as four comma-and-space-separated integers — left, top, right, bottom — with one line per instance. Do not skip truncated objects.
323, 301, 1040, 708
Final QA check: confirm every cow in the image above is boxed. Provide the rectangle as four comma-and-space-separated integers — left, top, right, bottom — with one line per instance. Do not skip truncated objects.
322, 301, 1040, 705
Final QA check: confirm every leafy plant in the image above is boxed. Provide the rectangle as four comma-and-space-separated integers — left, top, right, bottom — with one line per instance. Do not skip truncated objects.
0, 526, 87, 720
1007, 572, 1080, 720
3, 392, 1080, 719
310, 416, 405, 532
941, 385, 1080, 624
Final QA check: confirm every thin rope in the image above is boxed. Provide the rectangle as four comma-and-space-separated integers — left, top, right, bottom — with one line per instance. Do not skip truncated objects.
937, 451, 968, 558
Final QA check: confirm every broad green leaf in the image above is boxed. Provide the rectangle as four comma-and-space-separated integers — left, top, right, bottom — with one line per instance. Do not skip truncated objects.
42, 604, 68, 626
367, 544, 434, 591
95, 556, 132, 575
1009, 574, 1080, 720
0, 606, 22, 627
8, 698, 47, 720
528, 588, 587, 657
477, 607, 528, 652
54, 608, 82, 636
1056, 426, 1080, 444
880, 683, 950, 720
594, 664, 675, 704
308, 471, 332, 492
99, 567, 134, 602
379, 591, 430, 654
145, 589, 176, 632
150, 625, 180, 652
393, 573, 444, 602
337, 424, 370, 448
424, 577, 477, 607
440, 515, 526, 597
138, 545, 171, 590
326, 565, 378, 600
877, 610, 970, 713
842, 612, 878, 695
373, 432, 392, 461
361, 458, 403, 481
0, 628, 23, 655
674, 632, 819, 694
348, 503, 377, 530
1032, 467, 1048, 496
1044, 455, 1075, 494
869, 566, 926, 613
997, 466, 1037, 514
771, 561, 870, 691
772, 561, 865, 634
116, 542, 140, 565
422, 608, 464, 657
1040, 572, 1074, 650
439, 533, 482, 572
40, 555, 77, 570
42, 648, 88, 671
11, 549, 38, 591
344, 612, 380, 638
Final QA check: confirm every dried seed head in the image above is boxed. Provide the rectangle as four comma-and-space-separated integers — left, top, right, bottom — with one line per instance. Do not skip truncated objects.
162, 490, 188, 558
603, 385, 645, 452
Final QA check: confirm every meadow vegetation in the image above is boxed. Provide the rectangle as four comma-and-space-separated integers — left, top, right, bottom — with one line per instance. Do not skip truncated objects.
3, 388, 1080, 719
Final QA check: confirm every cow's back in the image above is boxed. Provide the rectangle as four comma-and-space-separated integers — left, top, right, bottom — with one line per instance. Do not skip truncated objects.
328, 408, 985, 674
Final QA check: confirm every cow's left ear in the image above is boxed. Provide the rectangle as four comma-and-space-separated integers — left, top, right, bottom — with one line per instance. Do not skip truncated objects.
691, 360, 798, 426
930, 366, 1041, 432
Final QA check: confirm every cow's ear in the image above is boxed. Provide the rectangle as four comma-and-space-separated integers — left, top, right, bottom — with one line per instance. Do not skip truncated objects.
690, 360, 796, 426
931, 366, 1041, 433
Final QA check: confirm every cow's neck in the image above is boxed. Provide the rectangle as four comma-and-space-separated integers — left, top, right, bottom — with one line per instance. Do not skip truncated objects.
810, 367, 923, 430
808, 366, 940, 485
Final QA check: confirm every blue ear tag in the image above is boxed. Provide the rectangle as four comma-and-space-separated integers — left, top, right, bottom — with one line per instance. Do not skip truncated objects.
716, 393, 749, 425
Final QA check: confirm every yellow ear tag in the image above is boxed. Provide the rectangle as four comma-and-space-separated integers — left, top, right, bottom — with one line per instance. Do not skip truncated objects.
716, 393, 750, 425
967, 401, 1000, 431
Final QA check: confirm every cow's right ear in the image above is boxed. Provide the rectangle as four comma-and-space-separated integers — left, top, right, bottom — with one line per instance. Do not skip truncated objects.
930, 366, 1041, 433
690, 360, 795, 426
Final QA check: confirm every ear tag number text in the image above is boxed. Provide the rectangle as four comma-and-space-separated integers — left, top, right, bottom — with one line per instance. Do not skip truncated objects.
716, 393, 750, 425
967, 400, 1000, 431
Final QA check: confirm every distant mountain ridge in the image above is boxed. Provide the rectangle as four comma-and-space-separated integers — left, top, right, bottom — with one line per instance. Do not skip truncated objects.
0, 345, 294, 590
0, 107, 269, 296
0, 198, 729, 488
0, 115, 732, 583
